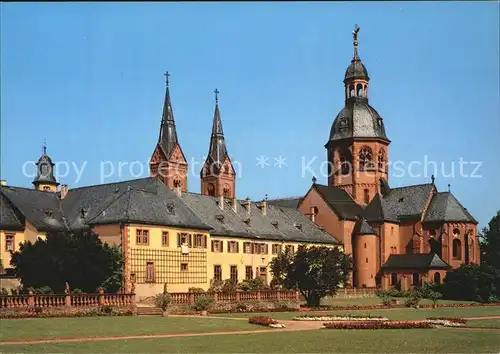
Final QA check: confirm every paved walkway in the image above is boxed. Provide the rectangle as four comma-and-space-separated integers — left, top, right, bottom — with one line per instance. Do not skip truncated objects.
1, 315, 499, 346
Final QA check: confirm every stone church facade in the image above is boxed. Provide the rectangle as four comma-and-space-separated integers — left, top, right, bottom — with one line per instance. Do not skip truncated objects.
271, 26, 480, 289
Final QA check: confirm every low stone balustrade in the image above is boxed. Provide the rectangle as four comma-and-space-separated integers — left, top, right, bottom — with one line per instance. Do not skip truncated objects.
0, 291, 136, 309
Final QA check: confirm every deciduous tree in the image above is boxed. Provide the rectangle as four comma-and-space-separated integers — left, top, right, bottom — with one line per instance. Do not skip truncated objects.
10, 229, 123, 293
270, 246, 351, 307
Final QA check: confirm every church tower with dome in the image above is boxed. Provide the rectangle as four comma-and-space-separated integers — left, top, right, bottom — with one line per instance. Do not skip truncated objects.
325, 25, 390, 206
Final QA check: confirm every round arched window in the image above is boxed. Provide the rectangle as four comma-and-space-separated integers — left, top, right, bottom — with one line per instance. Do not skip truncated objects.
453, 228, 460, 237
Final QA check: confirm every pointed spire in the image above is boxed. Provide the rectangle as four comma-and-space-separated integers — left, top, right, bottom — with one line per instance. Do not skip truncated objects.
43, 139, 47, 155
207, 88, 228, 171
158, 71, 179, 157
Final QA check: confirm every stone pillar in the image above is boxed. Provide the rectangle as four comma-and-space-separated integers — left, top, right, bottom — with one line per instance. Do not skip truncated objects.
27, 290, 35, 307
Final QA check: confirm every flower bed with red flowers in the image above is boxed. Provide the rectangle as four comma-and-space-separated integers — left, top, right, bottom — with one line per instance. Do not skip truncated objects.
301, 302, 500, 312
323, 321, 434, 330
426, 317, 467, 324
248, 316, 286, 328
249, 316, 279, 326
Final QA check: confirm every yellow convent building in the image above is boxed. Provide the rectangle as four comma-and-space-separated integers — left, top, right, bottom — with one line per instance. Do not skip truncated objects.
0, 77, 339, 298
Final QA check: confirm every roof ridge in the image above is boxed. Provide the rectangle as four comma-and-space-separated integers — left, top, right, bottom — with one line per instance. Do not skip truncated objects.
64, 177, 154, 192
389, 182, 433, 190
267, 196, 303, 201
84, 189, 130, 224
0, 185, 59, 194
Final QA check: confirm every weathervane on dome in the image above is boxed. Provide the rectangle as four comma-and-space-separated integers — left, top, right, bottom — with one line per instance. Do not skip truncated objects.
352, 24, 360, 58
352, 24, 360, 42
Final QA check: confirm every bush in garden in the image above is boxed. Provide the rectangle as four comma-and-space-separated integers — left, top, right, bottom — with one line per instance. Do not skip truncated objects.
221, 279, 238, 293
194, 295, 213, 311
404, 290, 422, 308
188, 287, 205, 293
155, 292, 172, 311
427, 290, 443, 307
208, 279, 223, 292
35, 286, 53, 294
235, 302, 248, 312
381, 296, 392, 307
239, 277, 268, 292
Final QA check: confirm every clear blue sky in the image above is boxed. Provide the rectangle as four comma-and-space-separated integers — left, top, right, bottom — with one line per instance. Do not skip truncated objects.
1, 2, 499, 228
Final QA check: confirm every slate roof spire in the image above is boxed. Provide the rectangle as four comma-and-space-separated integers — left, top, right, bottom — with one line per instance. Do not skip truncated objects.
32, 141, 59, 188
208, 88, 228, 169
158, 71, 179, 158
344, 24, 370, 83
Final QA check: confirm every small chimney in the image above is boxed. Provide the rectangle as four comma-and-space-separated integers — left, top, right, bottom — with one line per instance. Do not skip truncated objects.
218, 194, 224, 211
232, 197, 238, 213
60, 184, 68, 199
260, 199, 267, 216
0, 180, 6, 186
245, 197, 251, 214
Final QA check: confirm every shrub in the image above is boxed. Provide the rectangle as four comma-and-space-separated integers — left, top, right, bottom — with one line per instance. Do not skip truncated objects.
404, 290, 421, 308
239, 278, 268, 292
35, 286, 53, 294
273, 300, 295, 310
443, 264, 500, 303
381, 296, 392, 307
235, 302, 248, 312
427, 290, 443, 307
194, 295, 213, 311
488, 295, 500, 303
155, 292, 172, 311
208, 279, 223, 293
188, 287, 205, 293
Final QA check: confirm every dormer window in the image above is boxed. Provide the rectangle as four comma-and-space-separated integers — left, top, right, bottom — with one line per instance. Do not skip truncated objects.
339, 118, 348, 132
44, 209, 53, 218
215, 214, 225, 223
166, 203, 175, 214
80, 208, 87, 219
271, 221, 279, 228
294, 223, 302, 231
243, 218, 250, 225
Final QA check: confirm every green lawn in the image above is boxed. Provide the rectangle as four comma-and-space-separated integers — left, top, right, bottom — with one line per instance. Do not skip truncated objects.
1, 329, 499, 353
467, 319, 500, 328
0, 316, 262, 341
214, 305, 500, 321
318, 296, 478, 306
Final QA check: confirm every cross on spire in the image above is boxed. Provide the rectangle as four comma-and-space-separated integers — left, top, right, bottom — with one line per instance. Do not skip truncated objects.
43, 139, 47, 155
164, 71, 170, 86
214, 88, 219, 104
